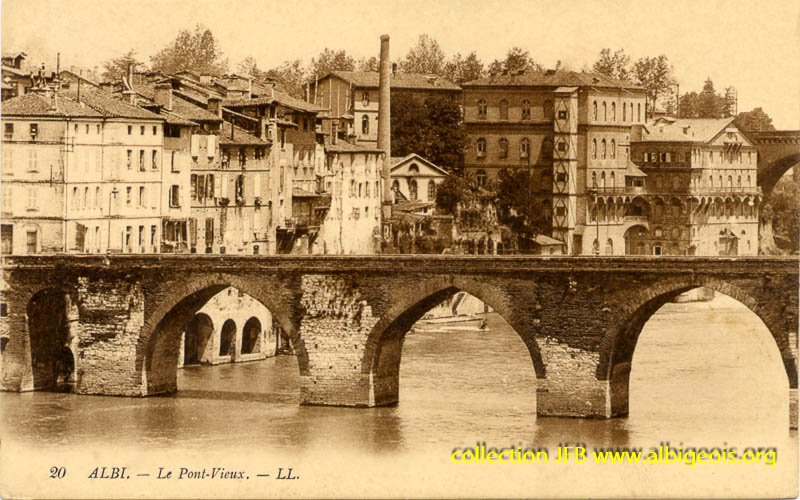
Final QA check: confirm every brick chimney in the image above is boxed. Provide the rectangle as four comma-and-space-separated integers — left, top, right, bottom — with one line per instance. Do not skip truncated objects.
207, 96, 222, 118
154, 83, 173, 111
378, 34, 392, 214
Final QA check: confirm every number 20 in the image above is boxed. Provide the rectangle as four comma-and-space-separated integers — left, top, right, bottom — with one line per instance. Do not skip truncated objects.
50, 466, 66, 479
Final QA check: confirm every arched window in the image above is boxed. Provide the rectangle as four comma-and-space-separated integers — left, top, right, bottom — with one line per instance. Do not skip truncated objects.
623, 103, 627, 121
476, 138, 486, 157
476, 169, 487, 187
611, 102, 616, 121
600, 171, 606, 189
592, 139, 597, 159
428, 180, 436, 201
601, 139, 607, 159
610, 139, 616, 159
728, 175, 733, 187
591, 171, 598, 188
499, 99, 509, 120
521, 100, 531, 120
498, 138, 508, 158
409, 179, 418, 200
637, 103, 641, 122
391, 179, 399, 193
602, 102, 607, 121
361, 114, 369, 135
605, 238, 613, 255
709, 175, 713, 187
592, 101, 598, 120
543, 100, 554, 120
478, 99, 487, 119
520, 138, 530, 158
737, 175, 742, 188
610, 171, 616, 188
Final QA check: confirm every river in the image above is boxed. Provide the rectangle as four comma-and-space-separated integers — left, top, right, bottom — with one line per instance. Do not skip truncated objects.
1, 293, 795, 497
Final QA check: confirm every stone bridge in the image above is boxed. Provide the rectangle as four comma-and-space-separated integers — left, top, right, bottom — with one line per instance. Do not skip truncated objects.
1, 255, 797, 427
753, 130, 800, 197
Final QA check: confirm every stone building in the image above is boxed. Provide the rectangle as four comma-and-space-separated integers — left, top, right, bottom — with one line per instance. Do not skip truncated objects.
461, 70, 648, 254
309, 70, 461, 145
390, 153, 448, 204
1, 88, 166, 254
626, 117, 761, 255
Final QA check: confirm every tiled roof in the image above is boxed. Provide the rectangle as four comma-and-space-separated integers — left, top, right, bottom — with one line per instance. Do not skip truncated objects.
324, 71, 461, 91
171, 95, 221, 122
60, 88, 164, 120
625, 161, 648, 177
324, 140, 385, 154
533, 234, 565, 246
59, 70, 99, 87
462, 70, 643, 90
394, 200, 434, 213
217, 121, 270, 146
2, 65, 29, 77
641, 118, 736, 143
1, 92, 104, 117
222, 90, 325, 114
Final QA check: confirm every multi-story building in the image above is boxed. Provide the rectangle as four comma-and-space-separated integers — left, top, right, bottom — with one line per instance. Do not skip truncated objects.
461, 70, 648, 254
1, 88, 166, 254
626, 117, 761, 256
310, 70, 461, 145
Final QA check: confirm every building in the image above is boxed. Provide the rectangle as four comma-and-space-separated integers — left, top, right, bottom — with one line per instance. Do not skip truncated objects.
626, 117, 760, 256
390, 153, 448, 204
309, 70, 461, 145
461, 69, 648, 254
1, 88, 166, 254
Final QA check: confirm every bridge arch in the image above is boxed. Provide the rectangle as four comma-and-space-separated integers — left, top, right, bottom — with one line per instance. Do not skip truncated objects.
360, 276, 544, 406
137, 273, 306, 395
597, 276, 797, 415
759, 152, 800, 198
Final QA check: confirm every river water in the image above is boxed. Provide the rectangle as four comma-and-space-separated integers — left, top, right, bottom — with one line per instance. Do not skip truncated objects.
1, 294, 796, 497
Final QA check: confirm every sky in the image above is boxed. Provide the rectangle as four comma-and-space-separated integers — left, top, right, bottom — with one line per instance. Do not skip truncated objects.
2, 0, 799, 128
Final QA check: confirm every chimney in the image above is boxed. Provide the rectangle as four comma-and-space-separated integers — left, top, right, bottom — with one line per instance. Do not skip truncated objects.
331, 120, 338, 145
378, 34, 392, 213
207, 96, 222, 118
154, 82, 173, 111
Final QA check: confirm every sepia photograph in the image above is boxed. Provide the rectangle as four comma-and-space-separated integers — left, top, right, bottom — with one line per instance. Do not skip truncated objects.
0, 0, 798, 498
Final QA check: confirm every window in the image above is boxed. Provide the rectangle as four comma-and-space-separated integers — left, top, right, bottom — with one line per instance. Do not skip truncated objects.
498, 138, 508, 158
127, 125, 132, 135
95, 187, 101, 208
611, 102, 616, 121
409, 179, 418, 200
476, 138, 486, 157
127, 150, 132, 169
592, 139, 597, 159
138, 186, 145, 207
96, 124, 100, 134
190, 174, 198, 200
602, 102, 607, 121
623, 103, 627, 122
362, 114, 369, 135
428, 180, 436, 201
26, 230, 37, 254
84, 187, 89, 208
152, 126, 157, 135
499, 99, 509, 120
478, 99, 487, 119
637, 103, 641, 122
557, 141, 568, 152
139, 150, 145, 171
169, 185, 180, 207
126, 186, 132, 205
140, 126, 145, 135
362, 91, 369, 106
85, 124, 90, 134
610, 139, 616, 159
27, 149, 38, 172
29, 123, 38, 138
152, 150, 158, 170
557, 110, 567, 120
520, 138, 530, 158
556, 171, 567, 182
522, 100, 531, 120
26, 187, 37, 209
591, 171, 597, 188
4, 123, 13, 139
476, 169, 487, 186
610, 171, 615, 188
592, 101, 598, 120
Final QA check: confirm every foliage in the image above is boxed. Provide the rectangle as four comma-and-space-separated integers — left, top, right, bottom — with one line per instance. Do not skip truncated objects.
591, 48, 631, 81
495, 168, 550, 245
150, 24, 228, 76
435, 174, 469, 214
399, 34, 446, 75
443, 51, 485, 84
761, 176, 800, 253
357, 56, 379, 72
309, 48, 356, 78
631, 55, 675, 113
736, 107, 776, 131
236, 56, 265, 79
391, 94, 467, 171
101, 49, 146, 82
264, 59, 306, 98
488, 46, 543, 74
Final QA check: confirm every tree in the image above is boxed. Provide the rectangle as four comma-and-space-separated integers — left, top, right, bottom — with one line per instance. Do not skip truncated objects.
101, 49, 146, 82
761, 176, 800, 253
399, 34, 446, 75
309, 48, 355, 78
150, 24, 228, 76
237, 56, 265, 79
435, 174, 469, 214
631, 55, 674, 116
356, 56, 379, 72
265, 59, 306, 99
443, 52, 485, 84
488, 46, 543, 74
736, 107, 776, 131
495, 168, 550, 248
592, 48, 630, 81
391, 94, 467, 171
697, 78, 726, 118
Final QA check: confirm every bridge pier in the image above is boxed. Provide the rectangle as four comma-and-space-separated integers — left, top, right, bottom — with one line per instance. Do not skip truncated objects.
791, 388, 798, 430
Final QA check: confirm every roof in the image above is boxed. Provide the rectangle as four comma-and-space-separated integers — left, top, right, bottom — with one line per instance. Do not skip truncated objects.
462, 70, 643, 91
1, 91, 104, 118
640, 117, 737, 143
2, 65, 29, 77
625, 161, 648, 177
533, 234, 565, 246
60, 88, 164, 120
59, 70, 99, 87
390, 153, 450, 177
127, 82, 220, 123
222, 90, 325, 114
322, 71, 461, 91
325, 140, 385, 154
217, 121, 270, 146
292, 188, 320, 198
394, 201, 434, 213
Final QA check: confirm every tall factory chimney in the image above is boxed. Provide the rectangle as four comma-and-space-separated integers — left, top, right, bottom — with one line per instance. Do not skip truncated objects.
378, 34, 392, 219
